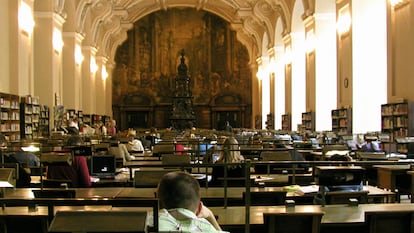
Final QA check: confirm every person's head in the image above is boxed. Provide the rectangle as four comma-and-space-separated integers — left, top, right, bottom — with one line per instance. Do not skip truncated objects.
157, 171, 201, 213
219, 136, 244, 163
66, 135, 83, 146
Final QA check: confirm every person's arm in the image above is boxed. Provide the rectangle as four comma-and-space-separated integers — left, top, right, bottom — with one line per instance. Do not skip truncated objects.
196, 203, 222, 231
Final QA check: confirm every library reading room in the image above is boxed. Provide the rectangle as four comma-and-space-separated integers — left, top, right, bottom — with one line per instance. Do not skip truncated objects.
1, 0, 414, 232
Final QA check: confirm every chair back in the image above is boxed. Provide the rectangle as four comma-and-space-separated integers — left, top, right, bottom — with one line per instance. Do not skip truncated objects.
134, 170, 178, 188
243, 191, 287, 206
152, 144, 175, 156
365, 211, 414, 233
92, 143, 109, 155
32, 189, 76, 198
263, 212, 324, 233
260, 150, 291, 161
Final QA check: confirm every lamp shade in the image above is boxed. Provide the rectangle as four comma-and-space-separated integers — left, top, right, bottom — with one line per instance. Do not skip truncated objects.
0, 168, 16, 188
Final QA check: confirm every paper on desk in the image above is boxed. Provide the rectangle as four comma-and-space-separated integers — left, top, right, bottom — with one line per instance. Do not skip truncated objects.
325, 150, 349, 156
294, 185, 319, 195
90, 177, 100, 183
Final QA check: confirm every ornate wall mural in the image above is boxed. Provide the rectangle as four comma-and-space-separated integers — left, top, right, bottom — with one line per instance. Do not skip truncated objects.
112, 8, 252, 129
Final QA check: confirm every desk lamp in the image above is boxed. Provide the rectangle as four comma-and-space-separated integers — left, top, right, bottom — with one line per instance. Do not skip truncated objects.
21, 144, 40, 153
0, 168, 16, 199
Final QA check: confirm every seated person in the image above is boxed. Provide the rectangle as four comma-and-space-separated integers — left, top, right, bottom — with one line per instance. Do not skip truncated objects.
46, 136, 91, 188
128, 138, 145, 153
174, 141, 187, 155
108, 138, 135, 165
13, 149, 40, 168
210, 136, 245, 186
0, 134, 32, 187
156, 171, 224, 232
360, 136, 381, 152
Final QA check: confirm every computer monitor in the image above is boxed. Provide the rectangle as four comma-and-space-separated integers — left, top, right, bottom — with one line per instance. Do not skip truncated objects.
90, 155, 116, 179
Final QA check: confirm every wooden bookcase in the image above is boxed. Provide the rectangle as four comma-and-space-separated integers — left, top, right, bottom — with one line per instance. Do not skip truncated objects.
0, 92, 21, 141
20, 95, 40, 139
83, 114, 91, 126
281, 114, 291, 131
265, 113, 274, 130
301, 111, 315, 131
331, 107, 352, 135
381, 101, 414, 154
39, 105, 50, 137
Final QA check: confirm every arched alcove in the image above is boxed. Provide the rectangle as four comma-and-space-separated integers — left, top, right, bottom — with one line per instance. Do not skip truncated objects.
112, 8, 252, 130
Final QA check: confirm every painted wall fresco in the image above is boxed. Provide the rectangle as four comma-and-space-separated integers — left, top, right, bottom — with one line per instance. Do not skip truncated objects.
112, 8, 251, 106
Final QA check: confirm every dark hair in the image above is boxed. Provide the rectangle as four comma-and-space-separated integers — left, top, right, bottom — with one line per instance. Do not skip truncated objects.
66, 136, 83, 146
157, 171, 200, 211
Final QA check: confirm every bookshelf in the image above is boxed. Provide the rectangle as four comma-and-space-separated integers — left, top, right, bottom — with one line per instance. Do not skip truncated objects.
0, 92, 20, 141
381, 101, 414, 154
281, 114, 291, 131
77, 110, 83, 125
20, 95, 40, 139
92, 114, 101, 126
301, 111, 315, 131
39, 105, 50, 137
265, 113, 274, 130
66, 109, 76, 122
331, 107, 352, 135
83, 114, 91, 126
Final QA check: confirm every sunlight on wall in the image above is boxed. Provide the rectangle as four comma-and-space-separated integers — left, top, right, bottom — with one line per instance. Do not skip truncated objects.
291, 32, 306, 131
315, 9, 337, 131
261, 33, 270, 129
274, 46, 285, 130
352, 0, 387, 134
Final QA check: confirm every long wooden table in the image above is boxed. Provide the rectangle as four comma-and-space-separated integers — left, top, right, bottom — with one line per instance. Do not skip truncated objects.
211, 203, 414, 233
4, 185, 394, 205
373, 164, 411, 202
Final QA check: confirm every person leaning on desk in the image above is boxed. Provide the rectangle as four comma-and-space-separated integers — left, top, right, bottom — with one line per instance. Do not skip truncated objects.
0, 134, 34, 187
154, 171, 227, 232
46, 135, 92, 188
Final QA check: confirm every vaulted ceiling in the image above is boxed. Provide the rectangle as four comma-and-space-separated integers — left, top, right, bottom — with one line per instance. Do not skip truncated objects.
61, 0, 314, 65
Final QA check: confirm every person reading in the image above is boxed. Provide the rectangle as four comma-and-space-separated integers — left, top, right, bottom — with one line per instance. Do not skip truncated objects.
157, 171, 226, 232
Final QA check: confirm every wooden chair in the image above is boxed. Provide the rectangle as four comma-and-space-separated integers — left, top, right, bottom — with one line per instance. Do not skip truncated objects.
161, 154, 191, 165
152, 143, 175, 157
257, 150, 302, 174
32, 189, 76, 198
365, 210, 414, 233
260, 150, 291, 161
92, 143, 109, 155
243, 191, 287, 206
263, 212, 324, 233
134, 169, 178, 188
48, 210, 147, 233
